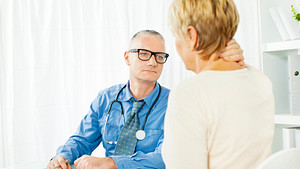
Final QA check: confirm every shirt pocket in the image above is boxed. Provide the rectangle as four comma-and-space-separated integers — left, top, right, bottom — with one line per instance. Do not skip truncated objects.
136, 129, 163, 153
103, 123, 121, 144
101, 108, 123, 144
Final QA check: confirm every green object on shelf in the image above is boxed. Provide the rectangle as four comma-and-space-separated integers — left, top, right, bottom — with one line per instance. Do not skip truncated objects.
291, 5, 300, 33
291, 5, 300, 21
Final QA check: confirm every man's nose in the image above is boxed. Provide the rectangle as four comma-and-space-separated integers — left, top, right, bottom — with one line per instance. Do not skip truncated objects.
148, 54, 157, 66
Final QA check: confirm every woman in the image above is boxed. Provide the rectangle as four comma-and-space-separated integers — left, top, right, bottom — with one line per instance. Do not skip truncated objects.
162, 0, 275, 169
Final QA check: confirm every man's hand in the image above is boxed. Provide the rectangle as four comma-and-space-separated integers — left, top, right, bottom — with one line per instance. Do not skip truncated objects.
74, 155, 117, 169
220, 39, 245, 66
47, 155, 72, 169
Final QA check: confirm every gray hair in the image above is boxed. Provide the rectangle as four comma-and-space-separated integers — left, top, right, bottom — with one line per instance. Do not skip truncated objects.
130, 30, 165, 44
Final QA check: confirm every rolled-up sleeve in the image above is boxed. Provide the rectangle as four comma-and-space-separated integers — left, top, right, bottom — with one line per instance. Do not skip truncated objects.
55, 94, 104, 163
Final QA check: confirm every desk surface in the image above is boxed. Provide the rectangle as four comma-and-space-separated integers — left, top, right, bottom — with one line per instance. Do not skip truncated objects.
2, 161, 75, 169
2, 161, 46, 169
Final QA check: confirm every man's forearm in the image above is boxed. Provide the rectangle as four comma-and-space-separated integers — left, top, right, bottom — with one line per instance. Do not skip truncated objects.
111, 151, 165, 169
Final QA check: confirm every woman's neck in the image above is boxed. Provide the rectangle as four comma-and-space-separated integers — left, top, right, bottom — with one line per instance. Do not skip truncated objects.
194, 52, 243, 74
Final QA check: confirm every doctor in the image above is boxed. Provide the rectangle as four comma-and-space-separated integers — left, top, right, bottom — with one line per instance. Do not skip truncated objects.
47, 30, 244, 169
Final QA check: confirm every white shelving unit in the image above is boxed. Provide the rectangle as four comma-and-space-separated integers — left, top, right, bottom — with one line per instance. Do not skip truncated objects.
262, 40, 300, 53
275, 115, 300, 125
258, 0, 300, 152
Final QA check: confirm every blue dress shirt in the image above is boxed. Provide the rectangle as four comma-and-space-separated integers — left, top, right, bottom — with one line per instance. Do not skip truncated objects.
55, 82, 170, 169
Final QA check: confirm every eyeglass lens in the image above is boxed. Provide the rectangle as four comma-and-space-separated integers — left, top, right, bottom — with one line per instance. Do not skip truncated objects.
138, 49, 167, 63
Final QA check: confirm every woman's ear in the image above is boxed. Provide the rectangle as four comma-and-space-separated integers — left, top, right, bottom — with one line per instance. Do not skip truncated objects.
187, 25, 198, 51
124, 51, 130, 66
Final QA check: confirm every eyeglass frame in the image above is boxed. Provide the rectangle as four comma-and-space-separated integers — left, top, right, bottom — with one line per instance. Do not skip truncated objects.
128, 48, 169, 64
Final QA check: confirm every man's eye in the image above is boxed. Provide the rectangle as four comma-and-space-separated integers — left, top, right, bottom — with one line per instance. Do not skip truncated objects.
140, 53, 148, 56
157, 55, 164, 59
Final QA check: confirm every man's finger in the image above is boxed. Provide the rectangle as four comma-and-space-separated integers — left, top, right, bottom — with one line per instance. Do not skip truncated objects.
50, 162, 60, 169
47, 163, 54, 169
53, 164, 62, 169
67, 163, 72, 169
74, 158, 80, 169
58, 159, 68, 169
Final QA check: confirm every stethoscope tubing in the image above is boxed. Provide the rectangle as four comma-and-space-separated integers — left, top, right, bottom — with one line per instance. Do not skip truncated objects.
103, 83, 161, 144
141, 83, 161, 130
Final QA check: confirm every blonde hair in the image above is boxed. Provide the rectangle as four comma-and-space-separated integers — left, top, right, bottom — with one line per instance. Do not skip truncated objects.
169, 0, 239, 60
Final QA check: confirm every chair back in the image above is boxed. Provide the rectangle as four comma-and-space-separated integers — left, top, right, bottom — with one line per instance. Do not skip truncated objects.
256, 148, 300, 169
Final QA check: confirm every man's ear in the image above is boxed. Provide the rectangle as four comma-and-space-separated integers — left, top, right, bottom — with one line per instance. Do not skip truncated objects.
124, 51, 130, 66
187, 25, 198, 51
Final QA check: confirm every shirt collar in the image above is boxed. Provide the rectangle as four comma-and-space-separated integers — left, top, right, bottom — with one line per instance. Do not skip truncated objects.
117, 81, 133, 102
142, 82, 160, 108
118, 81, 160, 108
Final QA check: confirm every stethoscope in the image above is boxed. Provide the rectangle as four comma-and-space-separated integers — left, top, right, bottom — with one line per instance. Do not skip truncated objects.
103, 83, 161, 145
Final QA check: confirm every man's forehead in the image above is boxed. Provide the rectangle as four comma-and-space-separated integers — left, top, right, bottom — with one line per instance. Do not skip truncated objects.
129, 35, 165, 51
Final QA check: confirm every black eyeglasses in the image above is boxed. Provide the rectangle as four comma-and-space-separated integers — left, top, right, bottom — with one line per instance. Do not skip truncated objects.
128, 49, 169, 64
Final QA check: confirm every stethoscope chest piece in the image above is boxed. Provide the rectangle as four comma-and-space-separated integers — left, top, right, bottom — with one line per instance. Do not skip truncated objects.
136, 130, 146, 140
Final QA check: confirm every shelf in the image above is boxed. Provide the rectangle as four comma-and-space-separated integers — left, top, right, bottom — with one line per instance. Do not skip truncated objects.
259, 0, 300, 153
275, 115, 300, 126
262, 40, 300, 54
